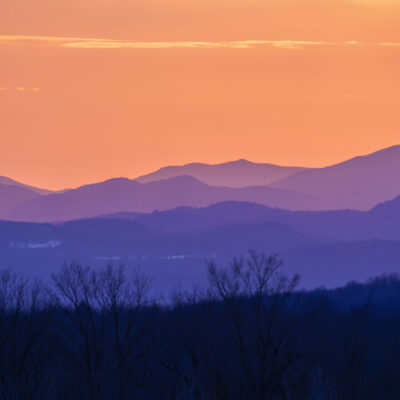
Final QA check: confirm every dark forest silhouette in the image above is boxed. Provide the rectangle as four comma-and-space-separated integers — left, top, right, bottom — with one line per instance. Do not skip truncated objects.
1, 251, 400, 399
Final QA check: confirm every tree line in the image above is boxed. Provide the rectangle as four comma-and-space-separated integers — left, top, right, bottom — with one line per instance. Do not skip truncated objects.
0, 251, 400, 400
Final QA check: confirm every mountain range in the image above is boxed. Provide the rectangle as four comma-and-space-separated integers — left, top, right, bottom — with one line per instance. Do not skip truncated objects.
126, 196, 400, 241
1, 145, 400, 222
1, 195, 400, 292
2, 176, 324, 222
1, 144, 400, 292
135, 159, 305, 187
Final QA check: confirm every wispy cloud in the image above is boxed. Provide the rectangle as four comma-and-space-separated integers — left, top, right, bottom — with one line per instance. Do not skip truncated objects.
0, 35, 399, 50
0, 35, 90, 44
0, 87, 40, 92
377, 42, 400, 47
0, 35, 330, 49
62, 39, 331, 50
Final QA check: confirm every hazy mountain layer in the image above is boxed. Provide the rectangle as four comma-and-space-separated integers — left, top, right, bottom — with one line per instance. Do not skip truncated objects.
270, 145, 400, 210
0, 176, 53, 195
0, 184, 42, 218
1, 145, 400, 222
122, 197, 400, 241
2, 196, 400, 292
5, 176, 324, 222
135, 159, 305, 187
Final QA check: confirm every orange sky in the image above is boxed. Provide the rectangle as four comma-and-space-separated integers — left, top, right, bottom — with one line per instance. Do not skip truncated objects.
1, 0, 400, 190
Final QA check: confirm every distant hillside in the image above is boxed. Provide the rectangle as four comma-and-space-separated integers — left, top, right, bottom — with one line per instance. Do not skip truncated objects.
1, 216, 400, 291
0, 184, 42, 219
2, 145, 400, 221
0, 216, 319, 266
6, 176, 325, 222
0, 176, 52, 195
135, 159, 305, 187
134, 145, 400, 210
0, 216, 321, 294
102, 196, 400, 241
270, 145, 400, 210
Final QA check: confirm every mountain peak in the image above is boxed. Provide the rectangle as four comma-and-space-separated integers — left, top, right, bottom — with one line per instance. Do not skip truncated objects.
232, 158, 252, 164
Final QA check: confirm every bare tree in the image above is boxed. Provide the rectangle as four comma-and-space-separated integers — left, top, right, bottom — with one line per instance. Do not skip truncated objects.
208, 251, 307, 400
52, 263, 108, 400
97, 264, 151, 400
0, 270, 50, 400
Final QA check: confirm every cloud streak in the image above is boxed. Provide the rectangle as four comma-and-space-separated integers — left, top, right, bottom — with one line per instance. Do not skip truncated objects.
0, 36, 330, 49
62, 39, 330, 50
0, 87, 40, 92
378, 42, 400, 47
0, 35, 399, 50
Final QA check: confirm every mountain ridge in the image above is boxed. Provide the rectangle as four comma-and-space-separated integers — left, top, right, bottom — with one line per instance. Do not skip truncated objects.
1, 145, 400, 221
135, 159, 306, 187
6, 175, 324, 222
270, 145, 400, 209
0, 176, 53, 195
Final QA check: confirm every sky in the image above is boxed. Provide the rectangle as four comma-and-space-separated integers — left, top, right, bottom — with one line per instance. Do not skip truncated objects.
1, 0, 400, 190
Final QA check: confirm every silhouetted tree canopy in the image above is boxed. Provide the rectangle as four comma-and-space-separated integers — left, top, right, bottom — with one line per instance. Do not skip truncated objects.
0, 252, 399, 399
